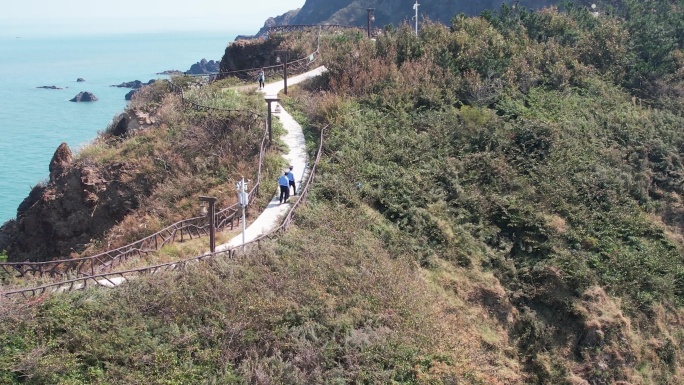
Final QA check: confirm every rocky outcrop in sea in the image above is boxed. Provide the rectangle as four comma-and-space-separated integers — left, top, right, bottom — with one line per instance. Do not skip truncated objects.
70, 92, 98, 102
125, 89, 139, 101
186, 59, 220, 74
111, 79, 156, 89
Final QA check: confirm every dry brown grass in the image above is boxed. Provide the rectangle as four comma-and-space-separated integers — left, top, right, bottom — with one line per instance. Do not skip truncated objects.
424, 258, 525, 384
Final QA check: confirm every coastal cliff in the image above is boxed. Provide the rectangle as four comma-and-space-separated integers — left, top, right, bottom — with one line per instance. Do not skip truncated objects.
2, 1, 684, 383
0, 80, 267, 263
237, 8, 301, 39
0, 117, 152, 262
243, 0, 564, 39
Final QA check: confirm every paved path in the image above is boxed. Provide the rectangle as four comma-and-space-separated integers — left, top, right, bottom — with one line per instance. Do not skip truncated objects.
217, 66, 327, 251
9, 66, 328, 296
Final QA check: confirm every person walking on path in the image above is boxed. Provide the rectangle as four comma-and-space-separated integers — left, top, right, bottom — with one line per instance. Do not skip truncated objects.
287, 165, 296, 195
278, 171, 290, 204
257, 68, 265, 89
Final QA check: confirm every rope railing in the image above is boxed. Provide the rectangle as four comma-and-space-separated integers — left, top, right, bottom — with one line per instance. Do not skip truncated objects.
173, 50, 318, 83
251, 125, 328, 241
1, 51, 321, 289
214, 50, 319, 80
2, 125, 328, 300
169, 79, 264, 115
0, 122, 269, 280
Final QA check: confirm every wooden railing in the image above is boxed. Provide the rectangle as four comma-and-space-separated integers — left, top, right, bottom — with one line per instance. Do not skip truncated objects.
2, 126, 328, 300
214, 50, 320, 82
0, 93, 269, 280
1, 51, 325, 296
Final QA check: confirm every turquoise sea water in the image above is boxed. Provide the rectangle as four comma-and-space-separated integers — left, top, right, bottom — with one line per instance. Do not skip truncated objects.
0, 31, 242, 224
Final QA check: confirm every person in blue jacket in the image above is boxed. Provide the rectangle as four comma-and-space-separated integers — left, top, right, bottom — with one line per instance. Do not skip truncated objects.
287, 165, 296, 195
278, 171, 290, 204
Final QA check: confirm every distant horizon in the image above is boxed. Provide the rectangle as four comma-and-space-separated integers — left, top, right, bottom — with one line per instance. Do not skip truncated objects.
1, 18, 255, 39
0, 21, 253, 40
2, 0, 305, 38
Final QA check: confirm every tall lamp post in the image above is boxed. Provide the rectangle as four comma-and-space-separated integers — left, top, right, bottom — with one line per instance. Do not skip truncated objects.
199, 196, 217, 253
264, 97, 281, 146
413, 0, 420, 36
275, 50, 289, 95
367, 8, 375, 39
235, 177, 248, 249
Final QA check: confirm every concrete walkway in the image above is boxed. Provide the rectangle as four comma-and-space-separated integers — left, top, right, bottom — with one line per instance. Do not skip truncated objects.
8, 66, 329, 297
216, 66, 327, 251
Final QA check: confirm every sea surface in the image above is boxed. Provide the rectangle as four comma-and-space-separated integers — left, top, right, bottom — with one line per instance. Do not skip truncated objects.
0, 31, 243, 224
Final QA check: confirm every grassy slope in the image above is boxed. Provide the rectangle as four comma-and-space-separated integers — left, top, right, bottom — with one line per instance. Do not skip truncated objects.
3, 2, 684, 384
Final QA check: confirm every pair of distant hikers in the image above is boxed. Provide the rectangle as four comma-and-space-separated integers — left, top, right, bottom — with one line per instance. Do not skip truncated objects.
278, 165, 296, 204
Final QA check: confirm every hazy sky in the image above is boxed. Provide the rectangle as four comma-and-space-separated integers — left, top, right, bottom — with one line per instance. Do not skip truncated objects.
1, 0, 306, 36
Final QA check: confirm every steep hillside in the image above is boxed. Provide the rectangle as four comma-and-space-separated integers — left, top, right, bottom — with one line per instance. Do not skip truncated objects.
285, 1, 684, 382
289, 0, 562, 26
0, 79, 271, 262
2, 1, 684, 384
247, 0, 567, 38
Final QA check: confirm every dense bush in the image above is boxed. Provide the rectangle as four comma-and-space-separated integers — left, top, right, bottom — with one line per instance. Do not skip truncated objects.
298, 2, 684, 382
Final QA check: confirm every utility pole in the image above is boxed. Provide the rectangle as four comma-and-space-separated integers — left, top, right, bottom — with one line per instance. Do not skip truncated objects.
275, 50, 289, 95
413, 0, 420, 36
198, 196, 217, 253
235, 177, 248, 249
367, 8, 375, 39
264, 97, 280, 146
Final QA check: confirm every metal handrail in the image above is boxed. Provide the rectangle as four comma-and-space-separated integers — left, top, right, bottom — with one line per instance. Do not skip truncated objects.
0, 52, 321, 285
214, 50, 319, 79
2, 125, 328, 299
0, 123, 269, 280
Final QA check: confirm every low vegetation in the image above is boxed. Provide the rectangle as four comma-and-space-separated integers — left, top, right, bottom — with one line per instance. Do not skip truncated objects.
2, 1, 684, 383
76, 79, 282, 255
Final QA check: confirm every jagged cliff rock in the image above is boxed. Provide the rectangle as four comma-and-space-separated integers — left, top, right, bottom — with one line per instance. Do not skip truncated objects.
70, 91, 98, 102
186, 59, 220, 74
125, 89, 138, 101
294, 0, 563, 26
111, 80, 156, 89
108, 110, 153, 136
0, 143, 152, 262
237, 8, 301, 39
220, 36, 295, 74
245, 0, 570, 37
49, 143, 72, 183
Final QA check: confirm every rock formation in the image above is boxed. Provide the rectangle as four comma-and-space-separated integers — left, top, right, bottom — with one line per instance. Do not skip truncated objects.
156, 69, 183, 75
242, 0, 561, 39
0, 152, 149, 262
70, 91, 98, 102
111, 79, 156, 89
238, 8, 301, 39
186, 59, 220, 74
76, 78, 85, 82
221, 37, 288, 74
108, 111, 147, 137
49, 143, 72, 183
37, 85, 63, 90
125, 89, 139, 101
